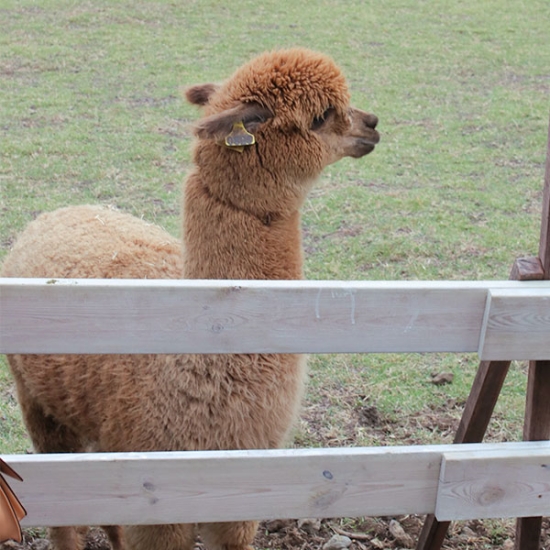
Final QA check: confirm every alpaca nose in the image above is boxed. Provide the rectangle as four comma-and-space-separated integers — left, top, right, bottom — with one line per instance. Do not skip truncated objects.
365, 113, 378, 129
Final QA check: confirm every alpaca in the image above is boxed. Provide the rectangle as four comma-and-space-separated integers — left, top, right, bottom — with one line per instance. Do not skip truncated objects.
1, 48, 379, 550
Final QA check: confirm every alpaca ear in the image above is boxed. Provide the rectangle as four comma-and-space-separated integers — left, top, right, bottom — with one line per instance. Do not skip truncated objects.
185, 83, 220, 106
193, 102, 273, 144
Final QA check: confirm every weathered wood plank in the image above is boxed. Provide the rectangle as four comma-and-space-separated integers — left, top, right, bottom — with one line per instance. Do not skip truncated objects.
1, 442, 547, 527
435, 443, 550, 521
2, 278, 549, 356
479, 288, 550, 360
510, 257, 545, 281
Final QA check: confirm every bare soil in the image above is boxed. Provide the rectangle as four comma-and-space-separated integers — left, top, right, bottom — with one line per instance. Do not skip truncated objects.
2, 508, 549, 550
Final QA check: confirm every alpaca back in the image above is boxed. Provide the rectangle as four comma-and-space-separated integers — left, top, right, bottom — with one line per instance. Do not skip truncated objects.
1, 205, 183, 280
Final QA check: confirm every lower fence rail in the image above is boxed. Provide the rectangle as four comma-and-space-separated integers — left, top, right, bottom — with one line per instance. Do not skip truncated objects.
2, 441, 549, 527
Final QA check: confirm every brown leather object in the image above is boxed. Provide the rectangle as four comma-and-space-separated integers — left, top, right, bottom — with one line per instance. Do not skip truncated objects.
0, 458, 27, 543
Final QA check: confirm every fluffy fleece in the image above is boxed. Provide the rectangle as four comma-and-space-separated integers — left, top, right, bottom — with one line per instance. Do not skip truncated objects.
1, 48, 379, 550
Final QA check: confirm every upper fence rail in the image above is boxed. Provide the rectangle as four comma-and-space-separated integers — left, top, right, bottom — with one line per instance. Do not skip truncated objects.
1, 278, 549, 359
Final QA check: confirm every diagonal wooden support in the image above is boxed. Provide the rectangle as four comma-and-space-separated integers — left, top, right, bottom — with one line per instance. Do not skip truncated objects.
417, 118, 550, 550
415, 360, 512, 549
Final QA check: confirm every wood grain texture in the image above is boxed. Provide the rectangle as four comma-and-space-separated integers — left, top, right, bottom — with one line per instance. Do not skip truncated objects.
478, 288, 550, 360
435, 443, 550, 521
1, 442, 547, 528
453, 360, 511, 443
1, 278, 549, 357
515, 517, 544, 550
510, 257, 545, 281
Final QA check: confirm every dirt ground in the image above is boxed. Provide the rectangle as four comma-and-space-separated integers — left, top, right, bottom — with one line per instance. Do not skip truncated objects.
2, 516, 549, 550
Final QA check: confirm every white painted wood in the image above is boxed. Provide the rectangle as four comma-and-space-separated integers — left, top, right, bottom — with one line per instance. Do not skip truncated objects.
435, 442, 550, 520
2, 442, 547, 527
2, 278, 549, 356
479, 288, 550, 360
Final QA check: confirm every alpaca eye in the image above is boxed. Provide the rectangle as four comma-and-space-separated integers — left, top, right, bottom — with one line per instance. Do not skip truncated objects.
247, 114, 266, 124
311, 107, 334, 130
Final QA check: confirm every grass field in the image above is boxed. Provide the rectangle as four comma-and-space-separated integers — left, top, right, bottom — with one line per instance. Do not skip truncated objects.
1, 1, 549, 548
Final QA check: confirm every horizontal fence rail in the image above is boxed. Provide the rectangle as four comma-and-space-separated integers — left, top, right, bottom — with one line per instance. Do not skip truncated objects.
1, 278, 550, 358
3, 442, 549, 527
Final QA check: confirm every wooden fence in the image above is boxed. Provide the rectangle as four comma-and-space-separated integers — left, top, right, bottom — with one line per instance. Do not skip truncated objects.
0, 277, 549, 529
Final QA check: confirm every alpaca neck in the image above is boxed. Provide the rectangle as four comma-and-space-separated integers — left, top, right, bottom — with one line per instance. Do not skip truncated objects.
182, 174, 304, 280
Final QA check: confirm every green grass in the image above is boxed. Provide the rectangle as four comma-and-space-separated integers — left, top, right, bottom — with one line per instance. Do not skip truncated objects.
1, 0, 549, 461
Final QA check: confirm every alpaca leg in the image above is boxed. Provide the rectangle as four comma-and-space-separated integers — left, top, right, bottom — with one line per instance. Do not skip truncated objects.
199, 521, 258, 550
13, 376, 88, 550
48, 526, 88, 550
102, 525, 126, 550
21, 402, 88, 550
13, 374, 83, 454
124, 524, 195, 550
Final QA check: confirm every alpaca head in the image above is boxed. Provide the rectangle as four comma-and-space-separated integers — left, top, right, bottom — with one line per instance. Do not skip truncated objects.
185, 48, 379, 218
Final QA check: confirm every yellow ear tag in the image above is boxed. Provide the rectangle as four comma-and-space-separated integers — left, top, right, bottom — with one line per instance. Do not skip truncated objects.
225, 121, 255, 153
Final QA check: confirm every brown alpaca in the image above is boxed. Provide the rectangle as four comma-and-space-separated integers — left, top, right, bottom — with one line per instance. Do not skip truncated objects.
1, 48, 379, 550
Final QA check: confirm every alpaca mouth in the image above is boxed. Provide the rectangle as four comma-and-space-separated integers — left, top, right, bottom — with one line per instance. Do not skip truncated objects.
359, 137, 378, 147
354, 127, 380, 146
362, 143, 376, 154
350, 136, 379, 158
362, 130, 380, 145
359, 135, 379, 149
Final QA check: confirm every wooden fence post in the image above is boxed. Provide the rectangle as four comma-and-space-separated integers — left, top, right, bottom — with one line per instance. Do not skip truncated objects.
514, 117, 550, 550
